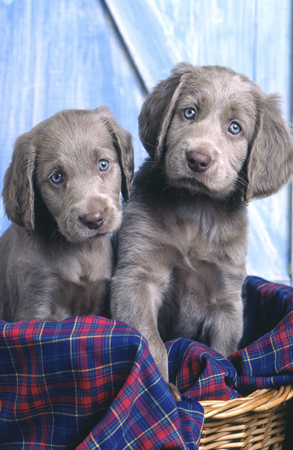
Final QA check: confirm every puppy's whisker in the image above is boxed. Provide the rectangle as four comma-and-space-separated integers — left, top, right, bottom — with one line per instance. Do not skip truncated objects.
235, 179, 248, 189
184, 254, 198, 273
140, 140, 157, 150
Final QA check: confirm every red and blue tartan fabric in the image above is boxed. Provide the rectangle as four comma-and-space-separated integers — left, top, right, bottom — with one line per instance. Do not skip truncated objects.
0, 276, 293, 449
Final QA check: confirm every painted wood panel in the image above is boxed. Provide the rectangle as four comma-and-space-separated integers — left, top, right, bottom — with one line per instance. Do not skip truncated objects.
247, 0, 292, 282
104, 0, 181, 91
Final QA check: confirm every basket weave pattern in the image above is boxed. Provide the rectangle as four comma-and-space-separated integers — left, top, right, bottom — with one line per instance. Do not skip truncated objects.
198, 385, 293, 449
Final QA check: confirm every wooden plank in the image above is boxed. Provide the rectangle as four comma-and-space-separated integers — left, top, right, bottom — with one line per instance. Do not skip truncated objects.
0, 1, 35, 233
107, 0, 257, 87
104, 0, 181, 91
246, 0, 292, 282
155, 0, 256, 79
254, 0, 291, 116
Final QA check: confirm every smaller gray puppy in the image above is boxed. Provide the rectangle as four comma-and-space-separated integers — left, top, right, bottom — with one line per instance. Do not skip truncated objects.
0, 107, 134, 322
111, 63, 293, 399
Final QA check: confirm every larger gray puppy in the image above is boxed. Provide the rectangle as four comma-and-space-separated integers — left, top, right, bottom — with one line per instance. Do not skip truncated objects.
111, 63, 293, 398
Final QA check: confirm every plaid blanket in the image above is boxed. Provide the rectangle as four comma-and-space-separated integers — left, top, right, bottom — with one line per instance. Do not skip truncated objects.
0, 276, 292, 449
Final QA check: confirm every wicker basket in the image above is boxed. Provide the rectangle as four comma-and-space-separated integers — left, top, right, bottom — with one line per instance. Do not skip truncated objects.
198, 384, 293, 449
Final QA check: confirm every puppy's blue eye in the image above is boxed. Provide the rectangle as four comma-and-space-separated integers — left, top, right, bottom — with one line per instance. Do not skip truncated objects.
98, 159, 109, 171
228, 122, 241, 135
51, 172, 63, 185
184, 108, 196, 120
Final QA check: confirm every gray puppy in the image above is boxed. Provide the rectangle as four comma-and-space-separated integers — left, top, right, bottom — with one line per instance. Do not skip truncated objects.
111, 63, 293, 399
0, 107, 134, 322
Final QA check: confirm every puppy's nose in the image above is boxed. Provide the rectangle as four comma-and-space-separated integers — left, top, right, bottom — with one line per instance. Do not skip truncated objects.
186, 151, 211, 173
79, 211, 105, 230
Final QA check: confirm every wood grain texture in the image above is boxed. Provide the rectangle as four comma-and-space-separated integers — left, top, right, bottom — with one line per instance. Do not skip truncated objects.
246, 0, 292, 282
155, 0, 257, 78
105, 0, 181, 91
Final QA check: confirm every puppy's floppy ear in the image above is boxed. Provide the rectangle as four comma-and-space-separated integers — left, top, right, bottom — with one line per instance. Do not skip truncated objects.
138, 62, 192, 160
96, 106, 134, 202
2, 132, 36, 233
245, 93, 293, 203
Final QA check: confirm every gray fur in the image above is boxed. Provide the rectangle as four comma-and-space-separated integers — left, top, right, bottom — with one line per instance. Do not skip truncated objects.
110, 64, 293, 392
0, 107, 134, 322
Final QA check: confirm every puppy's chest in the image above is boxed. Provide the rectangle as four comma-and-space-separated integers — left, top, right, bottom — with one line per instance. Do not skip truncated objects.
175, 218, 218, 260
54, 240, 112, 285
173, 209, 247, 267
53, 242, 112, 317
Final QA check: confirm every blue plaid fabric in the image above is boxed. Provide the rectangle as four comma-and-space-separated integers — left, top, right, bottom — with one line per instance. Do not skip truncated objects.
0, 276, 292, 448
0, 317, 203, 449
233, 276, 293, 394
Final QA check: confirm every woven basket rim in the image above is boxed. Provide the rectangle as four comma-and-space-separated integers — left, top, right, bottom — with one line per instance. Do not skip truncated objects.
198, 384, 293, 419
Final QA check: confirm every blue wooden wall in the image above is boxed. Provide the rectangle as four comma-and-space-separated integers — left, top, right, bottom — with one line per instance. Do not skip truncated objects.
0, 0, 292, 284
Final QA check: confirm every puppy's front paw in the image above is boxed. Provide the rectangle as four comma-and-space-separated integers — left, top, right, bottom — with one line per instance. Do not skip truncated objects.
167, 382, 181, 401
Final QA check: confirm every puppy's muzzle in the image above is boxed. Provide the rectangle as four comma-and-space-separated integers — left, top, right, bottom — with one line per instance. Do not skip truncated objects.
79, 210, 105, 230
187, 151, 211, 173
